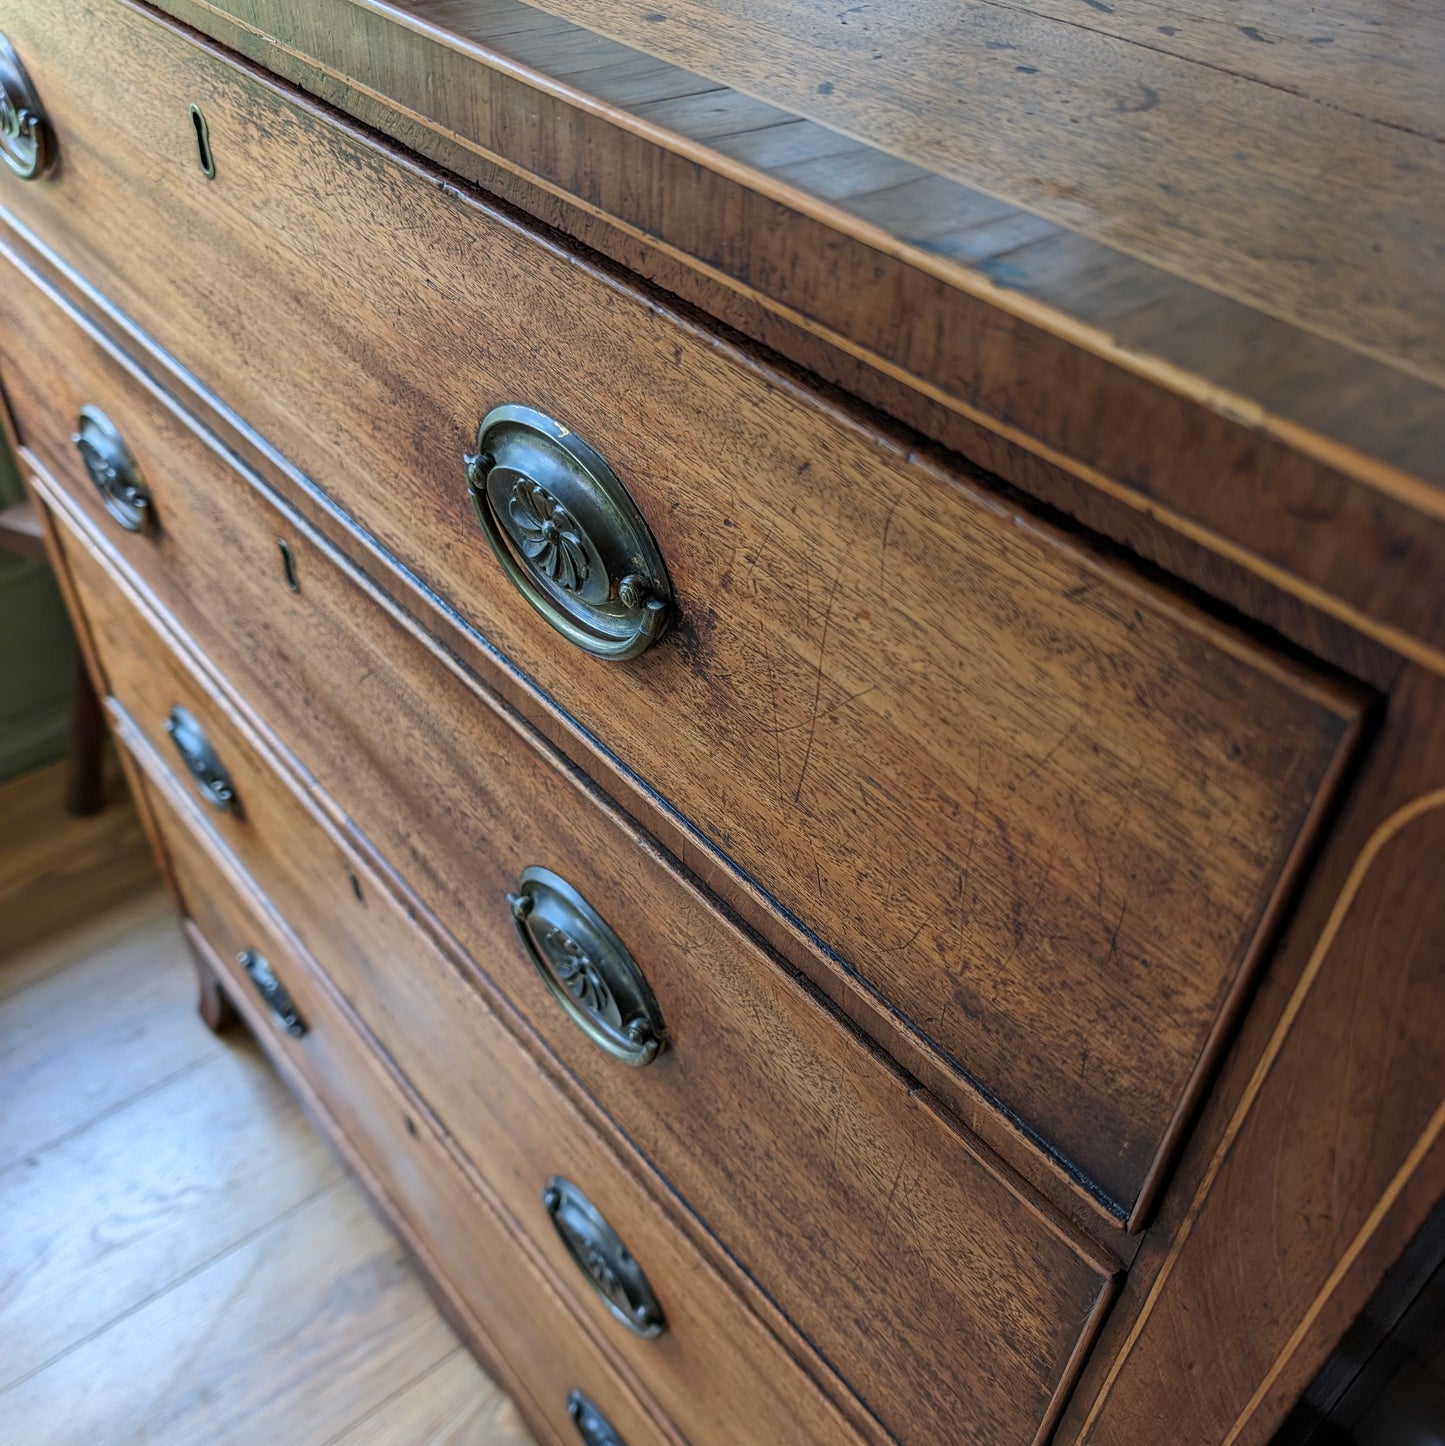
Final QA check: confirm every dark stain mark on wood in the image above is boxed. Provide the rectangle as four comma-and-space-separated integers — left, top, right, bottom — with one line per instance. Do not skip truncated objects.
1238, 26, 1274, 43
1016, 65, 1039, 75
1114, 84, 1160, 114
818, 81, 835, 95
1079, 0, 1114, 13
669, 608, 716, 680
978, 257, 1029, 288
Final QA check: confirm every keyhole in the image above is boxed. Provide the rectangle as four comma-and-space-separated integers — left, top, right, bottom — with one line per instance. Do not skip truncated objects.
277, 538, 299, 592
189, 104, 215, 179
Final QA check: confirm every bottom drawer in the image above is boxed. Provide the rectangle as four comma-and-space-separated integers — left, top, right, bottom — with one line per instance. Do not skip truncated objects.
141, 767, 674, 1446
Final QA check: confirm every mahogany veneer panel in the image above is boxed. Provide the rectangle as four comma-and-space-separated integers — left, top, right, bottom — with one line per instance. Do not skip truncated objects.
0, 12, 1364, 1217
149, 779, 678, 1446
38, 418, 1116, 1446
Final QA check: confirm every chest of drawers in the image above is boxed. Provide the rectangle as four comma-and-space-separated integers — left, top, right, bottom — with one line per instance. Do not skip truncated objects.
1, 1, 1441, 1441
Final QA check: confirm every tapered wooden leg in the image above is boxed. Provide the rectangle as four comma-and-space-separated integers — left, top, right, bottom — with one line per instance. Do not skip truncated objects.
65, 651, 106, 818
188, 935, 238, 1033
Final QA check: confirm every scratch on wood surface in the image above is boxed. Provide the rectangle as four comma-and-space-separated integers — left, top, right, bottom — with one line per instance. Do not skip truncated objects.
793, 568, 844, 804
1011, 716, 1081, 795
879, 491, 903, 590
758, 636, 786, 799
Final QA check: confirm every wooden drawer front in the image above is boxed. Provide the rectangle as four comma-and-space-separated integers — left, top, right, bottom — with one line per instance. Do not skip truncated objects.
140, 777, 675, 1446
40, 450, 1116, 1446
0, 0, 1364, 1218
57, 538, 866, 1446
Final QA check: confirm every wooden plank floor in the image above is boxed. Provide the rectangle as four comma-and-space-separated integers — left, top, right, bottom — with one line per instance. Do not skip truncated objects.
0, 761, 532, 1445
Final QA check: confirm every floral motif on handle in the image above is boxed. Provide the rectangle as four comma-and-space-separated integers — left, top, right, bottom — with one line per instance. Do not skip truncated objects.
576, 1239, 626, 1306
0, 95, 40, 174
0, 36, 50, 180
76, 436, 148, 515
507, 479, 589, 592
540, 924, 615, 1019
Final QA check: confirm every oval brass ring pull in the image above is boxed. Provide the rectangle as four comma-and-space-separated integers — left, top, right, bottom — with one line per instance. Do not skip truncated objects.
465, 405, 674, 661
238, 949, 306, 1038
165, 705, 238, 813
74, 407, 152, 533
0, 33, 54, 179
543, 1177, 666, 1339
508, 867, 666, 1067
566, 1391, 626, 1446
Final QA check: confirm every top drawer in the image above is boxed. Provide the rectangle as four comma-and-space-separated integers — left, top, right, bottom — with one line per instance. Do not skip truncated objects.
0, 0, 1363, 1218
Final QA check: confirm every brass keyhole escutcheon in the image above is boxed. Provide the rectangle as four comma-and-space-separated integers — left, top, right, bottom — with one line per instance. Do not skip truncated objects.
189, 103, 215, 178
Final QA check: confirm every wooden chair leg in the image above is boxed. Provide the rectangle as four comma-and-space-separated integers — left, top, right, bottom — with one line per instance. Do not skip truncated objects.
65, 650, 106, 818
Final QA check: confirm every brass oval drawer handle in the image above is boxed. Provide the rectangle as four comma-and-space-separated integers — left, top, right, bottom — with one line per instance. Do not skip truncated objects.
566, 1390, 626, 1446
0, 34, 54, 180
543, 1177, 666, 1340
464, 405, 674, 661
508, 867, 666, 1068
238, 948, 306, 1038
73, 407, 152, 533
165, 705, 238, 814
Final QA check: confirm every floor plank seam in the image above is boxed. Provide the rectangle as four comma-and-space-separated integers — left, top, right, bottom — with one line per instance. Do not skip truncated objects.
0, 890, 172, 984
0, 1176, 349, 1398
316, 1345, 467, 1446
0, 1050, 222, 1180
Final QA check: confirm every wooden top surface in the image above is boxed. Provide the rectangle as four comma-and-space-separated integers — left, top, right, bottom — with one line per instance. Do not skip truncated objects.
393, 0, 1444, 472
135, 0, 1445, 661
480, 0, 1443, 375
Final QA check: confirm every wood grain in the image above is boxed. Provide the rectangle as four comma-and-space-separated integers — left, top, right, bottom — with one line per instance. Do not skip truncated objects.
166, 793, 681, 1446
2, 3, 1438, 1441
335, 1350, 532, 1446
499, 0, 1444, 377
0, 888, 171, 1001
1048, 659, 1445, 1443
0, 884, 527, 1446
127, 0, 1445, 674
0, 906, 222, 1171
0, 750, 155, 960
132, 694, 874, 1446
1077, 792, 1445, 1444
0, 68, 1365, 1217
55, 495, 1101, 1446
0, 1040, 342, 1390
0, 1184, 457, 1446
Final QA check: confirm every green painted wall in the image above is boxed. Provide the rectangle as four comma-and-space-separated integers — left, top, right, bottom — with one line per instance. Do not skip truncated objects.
0, 439, 74, 781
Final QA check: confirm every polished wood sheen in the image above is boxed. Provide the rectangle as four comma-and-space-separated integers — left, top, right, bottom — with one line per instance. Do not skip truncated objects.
134, 707, 867, 1446
1078, 794, 1445, 1444
150, 775, 691, 1446
0, 88, 1365, 1217
1, 0, 1441, 1440
140, 0, 1445, 666
39, 421, 1117, 1445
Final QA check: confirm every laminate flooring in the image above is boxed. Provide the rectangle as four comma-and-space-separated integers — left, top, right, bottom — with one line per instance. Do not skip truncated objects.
0, 760, 531, 1445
